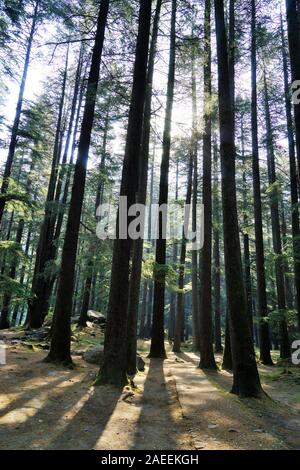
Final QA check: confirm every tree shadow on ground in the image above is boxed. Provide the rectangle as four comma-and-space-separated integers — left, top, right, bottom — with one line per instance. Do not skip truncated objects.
130, 358, 188, 450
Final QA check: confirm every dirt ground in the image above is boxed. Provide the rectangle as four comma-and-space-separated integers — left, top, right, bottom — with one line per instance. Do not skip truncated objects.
0, 332, 300, 450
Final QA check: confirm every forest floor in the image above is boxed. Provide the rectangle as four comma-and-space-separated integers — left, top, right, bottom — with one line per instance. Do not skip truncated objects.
0, 326, 300, 450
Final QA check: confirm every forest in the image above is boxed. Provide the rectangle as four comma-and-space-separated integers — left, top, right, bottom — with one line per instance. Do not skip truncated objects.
0, 0, 300, 452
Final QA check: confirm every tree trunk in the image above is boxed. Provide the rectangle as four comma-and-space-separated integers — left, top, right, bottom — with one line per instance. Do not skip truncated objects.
149, 0, 177, 359
98, 0, 152, 386
191, 34, 201, 352
199, 0, 217, 370
214, 0, 262, 397
281, 12, 300, 332
213, 139, 222, 353
222, 308, 232, 370
263, 69, 290, 359
0, 0, 39, 226
241, 119, 254, 336
286, 0, 300, 181
126, 0, 162, 376
251, 0, 273, 365
173, 154, 193, 353
27, 48, 70, 328
45, 0, 110, 365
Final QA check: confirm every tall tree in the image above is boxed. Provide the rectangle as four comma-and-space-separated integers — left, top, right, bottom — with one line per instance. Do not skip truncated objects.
191, 32, 200, 352
97, 0, 152, 386
173, 154, 193, 353
0, 0, 39, 226
126, 0, 163, 375
150, 0, 177, 359
213, 139, 222, 353
250, 0, 273, 365
214, 0, 262, 397
45, 0, 110, 365
286, 0, 300, 179
27, 46, 70, 328
281, 12, 300, 332
263, 69, 290, 359
199, 0, 217, 369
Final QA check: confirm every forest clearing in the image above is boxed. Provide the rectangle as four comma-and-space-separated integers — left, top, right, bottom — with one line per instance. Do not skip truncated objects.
1, 0, 300, 455
1, 324, 300, 450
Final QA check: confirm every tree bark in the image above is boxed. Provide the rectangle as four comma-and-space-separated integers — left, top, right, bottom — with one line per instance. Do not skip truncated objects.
126, 0, 162, 375
149, 0, 177, 359
98, 0, 152, 385
213, 139, 222, 353
263, 69, 290, 359
0, 0, 39, 226
173, 155, 193, 353
281, 12, 300, 332
286, 0, 300, 181
250, 0, 273, 365
191, 34, 201, 352
199, 0, 217, 370
27, 47, 70, 328
214, 0, 262, 397
46, 0, 110, 365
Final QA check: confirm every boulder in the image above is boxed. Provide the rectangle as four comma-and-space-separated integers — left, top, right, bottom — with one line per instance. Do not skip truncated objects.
83, 345, 104, 365
87, 310, 106, 325
82, 345, 145, 372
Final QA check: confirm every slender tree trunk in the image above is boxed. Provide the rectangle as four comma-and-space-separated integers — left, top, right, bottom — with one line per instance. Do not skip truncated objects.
0, 158, 35, 328
191, 36, 201, 352
213, 139, 222, 353
98, 0, 152, 385
281, 12, 300, 332
251, 0, 273, 365
214, 0, 262, 397
12, 224, 32, 326
145, 154, 155, 339
281, 201, 294, 310
222, 308, 232, 370
263, 69, 290, 359
138, 282, 148, 339
126, 0, 163, 375
199, 0, 216, 369
169, 156, 179, 341
286, 0, 300, 180
241, 119, 254, 336
46, 0, 110, 365
77, 260, 93, 328
27, 48, 70, 328
78, 115, 109, 329
150, 0, 177, 359
0, 0, 39, 226
173, 155, 193, 353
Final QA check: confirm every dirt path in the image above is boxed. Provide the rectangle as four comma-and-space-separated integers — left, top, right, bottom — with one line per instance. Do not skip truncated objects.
0, 343, 300, 450
171, 351, 300, 450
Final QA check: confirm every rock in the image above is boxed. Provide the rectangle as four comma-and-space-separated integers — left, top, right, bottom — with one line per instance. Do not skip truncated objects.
87, 310, 106, 325
208, 424, 219, 429
83, 345, 104, 365
137, 354, 145, 371
23, 327, 50, 342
